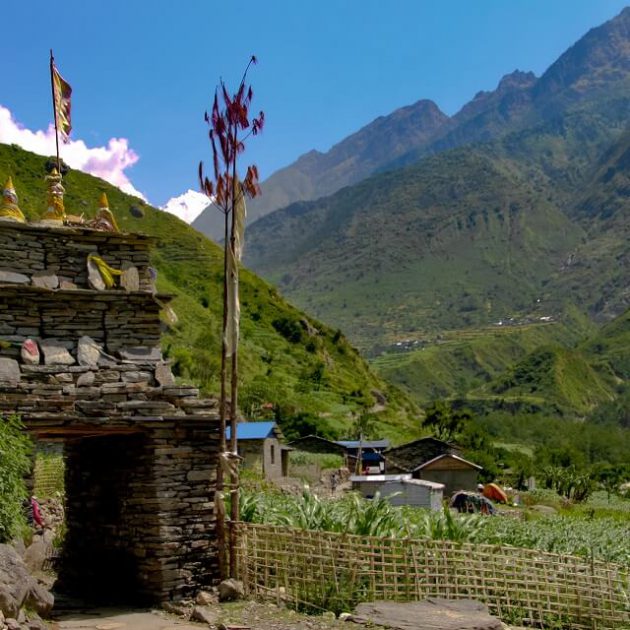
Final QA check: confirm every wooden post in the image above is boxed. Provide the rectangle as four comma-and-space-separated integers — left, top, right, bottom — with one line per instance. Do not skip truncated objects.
49, 50, 62, 173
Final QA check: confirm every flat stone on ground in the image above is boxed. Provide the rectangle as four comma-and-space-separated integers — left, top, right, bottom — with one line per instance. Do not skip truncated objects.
351, 599, 503, 630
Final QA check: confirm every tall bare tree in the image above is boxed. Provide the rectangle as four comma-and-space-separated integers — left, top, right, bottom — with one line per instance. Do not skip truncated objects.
199, 56, 264, 577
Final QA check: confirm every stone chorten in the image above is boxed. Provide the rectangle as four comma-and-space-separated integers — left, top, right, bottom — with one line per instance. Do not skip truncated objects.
0, 184, 220, 603
41, 168, 66, 223
0, 177, 26, 223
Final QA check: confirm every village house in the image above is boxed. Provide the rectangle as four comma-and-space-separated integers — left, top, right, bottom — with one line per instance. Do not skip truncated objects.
287, 435, 390, 473
227, 421, 291, 479
336, 439, 390, 473
287, 434, 348, 457
385, 437, 482, 495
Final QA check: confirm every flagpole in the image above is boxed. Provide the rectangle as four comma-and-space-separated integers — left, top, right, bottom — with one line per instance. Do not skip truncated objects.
49, 49, 61, 173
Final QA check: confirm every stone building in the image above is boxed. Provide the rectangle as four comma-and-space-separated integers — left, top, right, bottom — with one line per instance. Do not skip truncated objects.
0, 217, 220, 603
414, 453, 482, 496
227, 421, 290, 479
385, 437, 482, 495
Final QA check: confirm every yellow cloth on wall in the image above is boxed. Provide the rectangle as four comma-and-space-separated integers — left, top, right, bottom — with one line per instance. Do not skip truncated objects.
87, 255, 123, 289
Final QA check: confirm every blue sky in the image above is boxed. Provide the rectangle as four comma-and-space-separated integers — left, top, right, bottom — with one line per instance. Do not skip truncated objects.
1, 0, 627, 212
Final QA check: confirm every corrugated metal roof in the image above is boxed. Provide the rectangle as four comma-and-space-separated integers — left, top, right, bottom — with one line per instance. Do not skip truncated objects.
336, 439, 390, 450
350, 475, 444, 490
350, 474, 412, 482
225, 421, 277, 440
413, 453, 482, 471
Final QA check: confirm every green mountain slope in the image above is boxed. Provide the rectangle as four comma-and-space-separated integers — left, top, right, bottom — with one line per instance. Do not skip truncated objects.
484, 346, 615, 416
542, 131, 630, 324
371, 315, 594, 404
245, 147, 586, 350
0, 142, 418, 439
582, 308, 630, 380
372, 311, 630, 425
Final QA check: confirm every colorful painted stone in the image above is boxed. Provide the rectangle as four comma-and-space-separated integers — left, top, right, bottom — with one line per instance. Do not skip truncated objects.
21, 339, 40, 365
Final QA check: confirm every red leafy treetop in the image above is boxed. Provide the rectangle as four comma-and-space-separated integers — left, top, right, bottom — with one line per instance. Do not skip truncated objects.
199, 55, 265, 212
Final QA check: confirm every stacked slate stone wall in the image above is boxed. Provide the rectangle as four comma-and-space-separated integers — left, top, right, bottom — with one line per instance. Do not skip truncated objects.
0, 223, 154, 291
0, 220, 220, 602
0, 288, 162, 357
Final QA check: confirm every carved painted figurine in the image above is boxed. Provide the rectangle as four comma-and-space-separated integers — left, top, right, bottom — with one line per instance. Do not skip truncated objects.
41, 168, 66, 222
0, 177, 26, 223
88, 193, 120, 232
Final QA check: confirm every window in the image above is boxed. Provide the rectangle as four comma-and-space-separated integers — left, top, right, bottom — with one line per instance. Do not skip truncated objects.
270, 444, 275, 465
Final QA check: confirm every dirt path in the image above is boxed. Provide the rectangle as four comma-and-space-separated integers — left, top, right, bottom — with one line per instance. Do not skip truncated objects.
52, 602, 346, 630
53, 608, 204, 630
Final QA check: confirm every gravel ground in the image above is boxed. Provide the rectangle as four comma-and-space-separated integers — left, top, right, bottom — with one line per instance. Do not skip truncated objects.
212, 600, 348, 629
53, 601, 346, 630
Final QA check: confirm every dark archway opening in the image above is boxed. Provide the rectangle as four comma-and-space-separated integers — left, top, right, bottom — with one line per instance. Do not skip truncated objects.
56, 432, 153, 605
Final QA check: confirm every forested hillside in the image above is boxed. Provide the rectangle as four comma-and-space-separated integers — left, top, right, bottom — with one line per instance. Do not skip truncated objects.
0, 143, 418, 439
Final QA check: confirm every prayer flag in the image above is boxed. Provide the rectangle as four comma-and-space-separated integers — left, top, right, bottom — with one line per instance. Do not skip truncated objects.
225, 184, 247, 357
52, 63, 72, 143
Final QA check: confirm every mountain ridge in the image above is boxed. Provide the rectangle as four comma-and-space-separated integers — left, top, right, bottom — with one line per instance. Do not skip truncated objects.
194, 7, 629, 241
193, 98, 449, 239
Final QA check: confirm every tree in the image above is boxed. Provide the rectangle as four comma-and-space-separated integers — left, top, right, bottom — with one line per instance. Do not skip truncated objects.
422, 400, 472, 442
199, 56, 264, 578
350, 411, 379, 441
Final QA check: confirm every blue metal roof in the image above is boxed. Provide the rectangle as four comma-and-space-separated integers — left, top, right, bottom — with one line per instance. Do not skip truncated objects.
225, 421, 277, 440
336, 439, 390, 450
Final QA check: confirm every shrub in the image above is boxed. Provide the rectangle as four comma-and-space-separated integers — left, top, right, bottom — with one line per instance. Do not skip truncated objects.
0, 415, 33, 542
272, 317, 303, 343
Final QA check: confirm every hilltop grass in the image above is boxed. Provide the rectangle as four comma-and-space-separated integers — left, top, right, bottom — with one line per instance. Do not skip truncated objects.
0, 142, 418, 438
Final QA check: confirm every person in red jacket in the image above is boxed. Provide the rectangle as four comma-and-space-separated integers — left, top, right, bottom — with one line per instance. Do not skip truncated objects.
30, 496, 44, 528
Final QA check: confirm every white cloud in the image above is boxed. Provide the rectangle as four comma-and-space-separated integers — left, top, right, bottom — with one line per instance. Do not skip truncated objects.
0, 105, 146, 200
160, 189, 210, 224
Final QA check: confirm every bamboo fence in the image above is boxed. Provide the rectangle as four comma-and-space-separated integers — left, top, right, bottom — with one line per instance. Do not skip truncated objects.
236, 523, 630, 629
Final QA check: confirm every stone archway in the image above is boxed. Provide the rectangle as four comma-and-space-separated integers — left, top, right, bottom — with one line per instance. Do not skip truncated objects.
0, 220, 221, 602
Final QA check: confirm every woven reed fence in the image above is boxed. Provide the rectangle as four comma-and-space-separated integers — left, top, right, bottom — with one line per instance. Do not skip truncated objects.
236, 523, 629, 629
33, 451, 65, 498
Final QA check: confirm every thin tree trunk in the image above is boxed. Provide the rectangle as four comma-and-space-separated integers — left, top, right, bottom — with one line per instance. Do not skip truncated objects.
216, 208, 229, 580
228, 131, 240, 578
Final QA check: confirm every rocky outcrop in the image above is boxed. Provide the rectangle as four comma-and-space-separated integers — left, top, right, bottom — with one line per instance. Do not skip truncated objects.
0, 544, 53, 627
